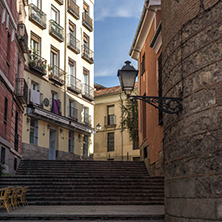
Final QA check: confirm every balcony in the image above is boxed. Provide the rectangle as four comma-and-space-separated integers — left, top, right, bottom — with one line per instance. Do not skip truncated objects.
67, 33, 80, 54
104, 115, 116, 127
68, 0, 79, 19
29, 53, 47, 75
67, 75, 81, 94
15, 78, 28, 104
55, 0, 63, 5
69, 106, 78, 122
82, 45, 94, 64
28, 4, 46, 29
82, 83, 94, 101
49, 20, 64, 42
82, 12, 93, 31
17, 23, 28, 53
84, 113, 91, 125
48, 65, 65, 85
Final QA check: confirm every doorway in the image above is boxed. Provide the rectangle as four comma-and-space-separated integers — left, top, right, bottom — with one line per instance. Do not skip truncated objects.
49, 129, 56, 160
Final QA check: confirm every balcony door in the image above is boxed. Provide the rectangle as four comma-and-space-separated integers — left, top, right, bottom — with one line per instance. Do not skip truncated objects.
51, 47, 59, 76
51, 6, 60, 23
83, 135, 88, 157
83, 68, 89, 94
31, 0, 41, 8
49, 129, 56, 160
68, 59, 76, 87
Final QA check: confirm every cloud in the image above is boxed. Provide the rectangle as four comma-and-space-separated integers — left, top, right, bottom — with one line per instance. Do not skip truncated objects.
95, 0, 144, 21
95, 68, 116, 77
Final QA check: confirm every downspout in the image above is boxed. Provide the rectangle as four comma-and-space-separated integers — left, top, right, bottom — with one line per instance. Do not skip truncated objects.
120, 93, 124, 161
64, 0, 67, 117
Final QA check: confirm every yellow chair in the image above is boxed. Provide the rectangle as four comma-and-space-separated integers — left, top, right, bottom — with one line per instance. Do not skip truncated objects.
9, 187, 20, 210
18, 186, 28, 206
0, 187, 12, 212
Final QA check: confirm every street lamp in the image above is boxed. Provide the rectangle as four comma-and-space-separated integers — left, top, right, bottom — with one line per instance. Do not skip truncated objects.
117, 61, 183, 115
96, 123, 102, 131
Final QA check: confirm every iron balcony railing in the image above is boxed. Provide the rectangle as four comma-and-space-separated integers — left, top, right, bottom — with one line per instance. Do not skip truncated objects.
48, 65, 65, 85
81, 45, 94, 64
67, 33, 80, 54
29, 53, 47, 75
55, 0, 63, 5
82, 83, 94, 101
67, 75, 81, 94
49, 19, 64, 42
84, 113, 91, 125
104, 115, 116, 126
69, 106, 78, 121
82, 12, 93, 31
28, 3, 46, 29
17, 23, 28, 53
68, 0, 79, 19
15, 78, 28, 104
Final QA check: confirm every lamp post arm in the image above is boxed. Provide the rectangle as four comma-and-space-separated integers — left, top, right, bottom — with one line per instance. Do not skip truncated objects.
127, 95, 183, 115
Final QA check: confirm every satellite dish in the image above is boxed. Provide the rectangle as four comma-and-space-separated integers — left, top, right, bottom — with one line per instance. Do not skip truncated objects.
42, 98, 50, 107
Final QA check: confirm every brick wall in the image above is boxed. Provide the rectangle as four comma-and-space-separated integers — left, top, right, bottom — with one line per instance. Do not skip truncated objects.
162, 1, 222, 221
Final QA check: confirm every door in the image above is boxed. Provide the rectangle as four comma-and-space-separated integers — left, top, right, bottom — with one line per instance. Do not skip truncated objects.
83, 135, 88, 157
49, 129, 56, 160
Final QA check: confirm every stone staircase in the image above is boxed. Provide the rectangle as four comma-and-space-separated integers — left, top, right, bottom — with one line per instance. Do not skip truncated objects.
0, 160, 164, 220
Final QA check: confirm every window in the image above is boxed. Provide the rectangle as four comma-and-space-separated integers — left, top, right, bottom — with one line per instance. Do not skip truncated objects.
50, 46, 59, 69
83, 32, 89, 48
6, 33, 11, 64
69, 20, 76, 36
69, 58, 76, 77
30, 32, 41, 55
83, 135, 89, 157
83, 68, 89, 94
31, 0, 41, 8
141, 53, 145, 75
142, 94, 146, 140
107, 133, 114, 152
69, 100, 76, 120
133, 140, 139, 150
51, 5, 60, 23
4, 97, 8, 123
68, 131, 75, 153
51, 91, 60, 115
158, 54, 163, 125
107, 105, 115, 125
30, 82, 40, 105
83, 1, 89, 15
30, 118, 38, 145
31, 81, 39, 91
84, 107, 89, 124
1, 147, 5, 164
14, 112, 19, 152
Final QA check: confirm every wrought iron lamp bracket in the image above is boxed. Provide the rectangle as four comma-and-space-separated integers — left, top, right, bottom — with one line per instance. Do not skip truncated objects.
127, 95, 183, 115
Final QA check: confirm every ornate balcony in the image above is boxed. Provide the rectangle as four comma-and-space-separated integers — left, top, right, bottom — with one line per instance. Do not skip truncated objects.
68, 0, 79, 19
15, 78, 28, 104
48, 65, 65, 85
67, 75, 81, 94
81, 45, 94, 64
28, 4, 46, 29
82, 83, 94, 101
67, 33, 80, 54
82, 12, 93, 31
69, 106, 78, 122
49, 19, 64, 42
17, 23, 28, 53
29, 53, 47, 75
55, 0, 63, 5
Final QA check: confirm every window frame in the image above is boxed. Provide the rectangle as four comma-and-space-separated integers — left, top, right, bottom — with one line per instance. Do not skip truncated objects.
107, 132, 114, 152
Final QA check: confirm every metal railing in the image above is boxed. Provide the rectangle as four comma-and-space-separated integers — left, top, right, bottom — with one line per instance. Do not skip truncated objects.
28, 3, 46, 29
48, 65, 65, 85
29, 53, 47, 75
17, 23, 28, 53
68, 106, 78, 121
49, 19, 64, 42
67, 75, 81, 93
67, 33, 80, 54
82, 83, 94, 101
82, 12, 93, 31
68, 0, 79, 19
81, 45, 94, 64
15, 78, 28, 104
104, 115, 116, 126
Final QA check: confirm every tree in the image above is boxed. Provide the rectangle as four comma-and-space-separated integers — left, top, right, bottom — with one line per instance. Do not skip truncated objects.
120, 96, 138, 143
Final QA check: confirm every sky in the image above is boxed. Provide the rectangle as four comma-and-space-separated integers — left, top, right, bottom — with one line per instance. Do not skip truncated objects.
94, 0, 145, 88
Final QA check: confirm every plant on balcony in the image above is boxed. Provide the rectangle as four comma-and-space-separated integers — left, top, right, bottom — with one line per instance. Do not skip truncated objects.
29, 49, 47, 73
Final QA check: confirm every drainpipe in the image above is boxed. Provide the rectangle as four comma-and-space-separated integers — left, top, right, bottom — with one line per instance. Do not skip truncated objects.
120, 93, 124, 161
64, 0, 67, 117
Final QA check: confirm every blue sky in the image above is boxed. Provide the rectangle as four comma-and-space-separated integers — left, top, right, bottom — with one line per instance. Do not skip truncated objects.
94, 0, 144, 87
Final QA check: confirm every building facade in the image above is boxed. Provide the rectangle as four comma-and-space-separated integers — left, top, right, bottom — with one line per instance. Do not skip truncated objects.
94, 85, 140, 161
0, 0, 27, 175
129, 0, 163, 175
162, 0, 222, 221
21, 0, 95, 161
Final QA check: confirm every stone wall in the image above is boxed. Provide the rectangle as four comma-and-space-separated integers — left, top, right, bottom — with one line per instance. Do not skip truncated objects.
162, 0, 222, 221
